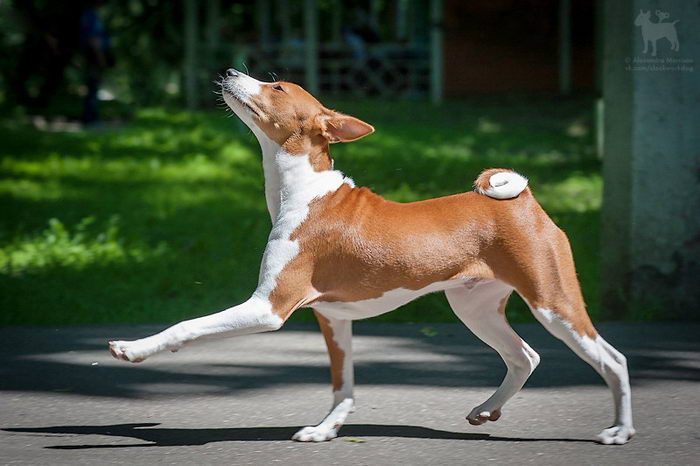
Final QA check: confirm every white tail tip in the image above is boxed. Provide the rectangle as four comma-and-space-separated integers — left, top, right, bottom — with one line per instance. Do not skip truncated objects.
476, 171, 528, 199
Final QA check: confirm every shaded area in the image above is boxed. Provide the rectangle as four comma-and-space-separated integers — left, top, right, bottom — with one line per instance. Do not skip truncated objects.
0, 322, 698, 400
2, 322, 698, 465
3, 422, 594, 449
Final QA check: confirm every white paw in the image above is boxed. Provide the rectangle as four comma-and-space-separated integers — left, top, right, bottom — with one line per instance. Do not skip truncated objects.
467, 407, 502, 426
108, 340, 149, 363
596, 425, 635, 445
292, 425, 338, 442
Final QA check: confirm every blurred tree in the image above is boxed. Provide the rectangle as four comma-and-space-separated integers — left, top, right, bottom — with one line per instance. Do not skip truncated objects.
0, 0, 438, 112
1, 0, 187, 111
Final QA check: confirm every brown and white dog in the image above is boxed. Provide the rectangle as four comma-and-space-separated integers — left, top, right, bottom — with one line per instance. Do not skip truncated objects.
109, 68, 634, 445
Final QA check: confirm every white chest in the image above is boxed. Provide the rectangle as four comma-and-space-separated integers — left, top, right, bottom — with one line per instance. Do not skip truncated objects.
253, 150, 353, 300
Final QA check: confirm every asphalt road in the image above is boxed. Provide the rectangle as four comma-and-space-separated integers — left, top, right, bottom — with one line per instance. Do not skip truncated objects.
1, 321, 699, 465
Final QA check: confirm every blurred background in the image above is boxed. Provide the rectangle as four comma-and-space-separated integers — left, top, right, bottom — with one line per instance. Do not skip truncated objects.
0, 0, 697, 326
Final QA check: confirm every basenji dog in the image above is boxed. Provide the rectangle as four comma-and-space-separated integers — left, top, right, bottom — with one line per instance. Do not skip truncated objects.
109, 68, 634, 445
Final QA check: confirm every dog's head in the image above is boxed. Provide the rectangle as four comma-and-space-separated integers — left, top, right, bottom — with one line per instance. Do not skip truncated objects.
634, 10, 650, 25
221, 69, 374, 154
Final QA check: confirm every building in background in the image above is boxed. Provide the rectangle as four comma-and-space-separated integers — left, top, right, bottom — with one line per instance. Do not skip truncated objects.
183, 0, 596, 106
443, 0, 596, 95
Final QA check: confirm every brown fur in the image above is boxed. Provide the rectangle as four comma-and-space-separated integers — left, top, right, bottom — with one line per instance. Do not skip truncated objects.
243, 80, 597, 339
314, 311, 345, 392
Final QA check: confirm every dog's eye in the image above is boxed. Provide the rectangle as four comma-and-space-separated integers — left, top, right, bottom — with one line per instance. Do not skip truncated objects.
272, 84, 285, 92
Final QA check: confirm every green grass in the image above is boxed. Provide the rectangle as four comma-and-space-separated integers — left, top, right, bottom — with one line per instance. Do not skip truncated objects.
0, 97, 601, 326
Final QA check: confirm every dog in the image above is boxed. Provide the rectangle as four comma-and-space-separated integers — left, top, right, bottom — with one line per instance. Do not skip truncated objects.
634, 9, 680, 56
109, 68, 634, 445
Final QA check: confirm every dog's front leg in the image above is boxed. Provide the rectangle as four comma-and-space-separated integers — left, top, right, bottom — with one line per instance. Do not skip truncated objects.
292, 311, 354, 442
109, 296, 282, 363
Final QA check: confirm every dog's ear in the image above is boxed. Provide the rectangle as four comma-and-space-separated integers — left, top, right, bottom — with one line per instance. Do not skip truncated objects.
319, 111, 375, 143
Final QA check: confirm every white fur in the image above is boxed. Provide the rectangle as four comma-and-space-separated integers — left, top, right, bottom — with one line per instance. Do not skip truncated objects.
109, 297, 282, 362
313, 278, 478, 321
476, 171, 528, 199
222, 73, 261, 112
222, 74, 282, 221
445, 279, 540, 424
111, 73, 353, 364
292, 398, 354, 442
293, 315, 354, 442
324, 317, 354, 404
256, 134, 284, 221
530, 307, 635, 444
254, 148, 350, 300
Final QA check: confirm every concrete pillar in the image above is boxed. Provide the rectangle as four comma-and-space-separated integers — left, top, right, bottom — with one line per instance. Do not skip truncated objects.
601, 0, 700, 320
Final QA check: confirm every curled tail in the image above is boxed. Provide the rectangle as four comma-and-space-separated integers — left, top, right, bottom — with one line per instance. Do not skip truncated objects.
474, 168, 529, 200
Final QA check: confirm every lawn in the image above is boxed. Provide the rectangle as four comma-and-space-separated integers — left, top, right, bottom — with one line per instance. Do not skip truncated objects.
0, 97, 601, 326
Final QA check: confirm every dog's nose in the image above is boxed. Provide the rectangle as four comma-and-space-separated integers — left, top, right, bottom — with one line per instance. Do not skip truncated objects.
226, 68, 239, 78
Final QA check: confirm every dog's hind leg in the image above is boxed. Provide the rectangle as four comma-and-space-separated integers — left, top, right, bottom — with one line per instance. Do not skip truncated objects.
527, 302, 634, 444
445, 280, 540, 426
671, 32, 680, 51
292, 311, 354, 442
519, 230, 634, 444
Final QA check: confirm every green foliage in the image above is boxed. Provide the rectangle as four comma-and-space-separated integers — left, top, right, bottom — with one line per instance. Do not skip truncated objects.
0, 216, 165, 276
0, 97, 605, 326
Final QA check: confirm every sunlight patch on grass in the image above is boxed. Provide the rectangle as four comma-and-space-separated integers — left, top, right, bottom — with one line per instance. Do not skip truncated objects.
536, 173, 602, 213
0, 178, 83, 201
0, 216, 167, 276
143, 184, 266, 217
1, 99, 606, 325
383, 182, 426, 202
220, 140, 258, 163
2, 153, 243, 183
476, 117, 502, 134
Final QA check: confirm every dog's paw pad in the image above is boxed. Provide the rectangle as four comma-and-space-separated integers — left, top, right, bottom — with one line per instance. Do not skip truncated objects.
467, 408, 501, 425
292, 425, 337, 442
596, 425, 635, 445
108, 341, 145, 363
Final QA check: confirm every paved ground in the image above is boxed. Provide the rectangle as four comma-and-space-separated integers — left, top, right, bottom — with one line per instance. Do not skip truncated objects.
1, 321, 699, 465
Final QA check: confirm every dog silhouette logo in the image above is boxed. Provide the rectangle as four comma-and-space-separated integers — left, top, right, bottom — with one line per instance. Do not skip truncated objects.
634, 9, 680, 56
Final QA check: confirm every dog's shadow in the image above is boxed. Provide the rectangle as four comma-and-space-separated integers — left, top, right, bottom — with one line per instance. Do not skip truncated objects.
3, 423, 595, 449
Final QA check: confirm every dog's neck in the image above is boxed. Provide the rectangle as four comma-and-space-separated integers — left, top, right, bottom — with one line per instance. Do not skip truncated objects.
254, 130, 344, 224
